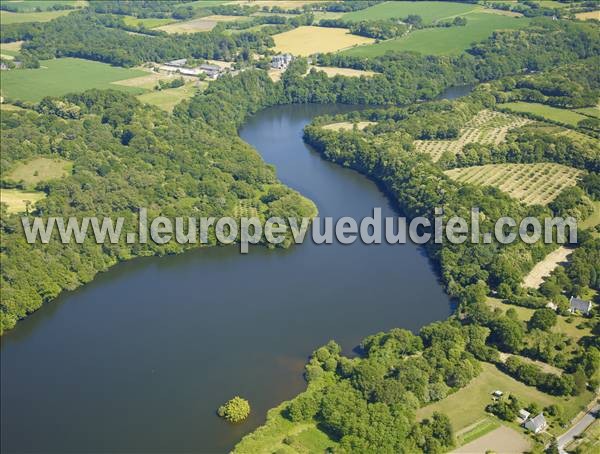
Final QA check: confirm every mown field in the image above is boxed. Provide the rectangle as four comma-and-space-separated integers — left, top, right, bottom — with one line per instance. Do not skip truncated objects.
121, 15, 175, 28
342, 12, 530, 56
342, 1, 479, 24
0, 189, 46, 214
273, 26, 374, 56
575, 10, 600, 21
136, 82, 206, 112
0, 58, 147, 102
0, 9, 73, 24
0, 1, 86, 12
6, 157, 72, 188
444, 163, 582, 206
501, 102, 588, 126
157, 14, 249, 33
574, 106, 600, 119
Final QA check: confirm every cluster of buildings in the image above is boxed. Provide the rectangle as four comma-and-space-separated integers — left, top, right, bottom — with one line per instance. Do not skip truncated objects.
271, 53, 293, 70
159, 58, 228, 79
492, 390, 548, 434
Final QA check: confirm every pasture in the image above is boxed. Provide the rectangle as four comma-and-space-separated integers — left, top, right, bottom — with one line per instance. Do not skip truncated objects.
574, 106, 600, 119
0, 189, 46, 214
342, 13, 530, 56
136, 82, 205, 112
272, 26, 374, 56
6, 157, 72, 188
0, 1, 86, 12
500, 102, 588, 126
121, 15, 175, 29
444, 163, 582, 206
414, 109, 531, 161
0, 41, 23, 59
322, 121, 376, 131
342, 1, 479, 24
0, 9, 73, 24
0, 58, 147, 102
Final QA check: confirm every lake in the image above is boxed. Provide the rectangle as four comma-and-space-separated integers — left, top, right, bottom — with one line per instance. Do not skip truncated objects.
1, 103, 452, 453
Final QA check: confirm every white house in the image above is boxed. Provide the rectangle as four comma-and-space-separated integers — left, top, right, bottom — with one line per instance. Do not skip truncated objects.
569, 296, 592, 315
524, 413, 547, 433
271, 53, 293, 70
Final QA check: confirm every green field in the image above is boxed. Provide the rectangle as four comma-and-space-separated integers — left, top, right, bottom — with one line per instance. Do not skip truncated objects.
121, 15, 175, 28
0, 1, 86, 12
574, 106, 600, 119
6, 157, 72, 188
0, 58, 147, 102
342, 13, 530, 56
136, 82, 205, 112
457, 418, 500, 446
501, 102, 588, 126
0, 9, 74, 24
342, 1, 479, 24
417, 362, 593, 434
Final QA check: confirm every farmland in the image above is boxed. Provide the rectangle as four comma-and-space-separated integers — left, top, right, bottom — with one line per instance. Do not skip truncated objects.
121, 15, 175, 29
322, 121, 376, 131
136, 82, 206, 112
342, 1, 479, 24
444, 163, 583, 206
342, 12, 530, 56
414, 109, 531, 161
272, 26, 374, 56
0, 1, 87, 12
522, 246, 572, 289
0, 58, 147, 102
500, 102, 589, 126
574, 106, 600, 119
156, 15, 247, 33
309, 65, 378, 78
575, 10, 599, 21
6, 157, 72, 188
0, 9, 73, 24
0, 41, 23, 59
453, 425, 531, 453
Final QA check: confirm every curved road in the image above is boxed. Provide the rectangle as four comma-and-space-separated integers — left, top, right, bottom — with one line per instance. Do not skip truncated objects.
557, 403, 599, 453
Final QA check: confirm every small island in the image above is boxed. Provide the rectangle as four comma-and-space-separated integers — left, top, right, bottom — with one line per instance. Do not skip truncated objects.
218, 397, 251, 423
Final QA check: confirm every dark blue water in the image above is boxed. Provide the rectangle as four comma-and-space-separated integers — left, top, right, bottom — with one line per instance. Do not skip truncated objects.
1, 103, 452, 453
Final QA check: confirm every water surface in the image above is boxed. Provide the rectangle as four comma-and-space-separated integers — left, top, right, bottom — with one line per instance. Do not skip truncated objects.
1, 104, 452, 453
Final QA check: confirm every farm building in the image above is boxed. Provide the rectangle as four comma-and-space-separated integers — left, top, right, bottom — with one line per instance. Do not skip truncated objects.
165, 58, 187, 67
198, 64, 224, 79
159, 64, 203, 76
569, 296, 592, 315
524, 413, 547, 433
271, 53, 293, 70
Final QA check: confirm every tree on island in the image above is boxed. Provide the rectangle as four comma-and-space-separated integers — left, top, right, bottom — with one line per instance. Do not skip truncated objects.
217, 396, 250, 423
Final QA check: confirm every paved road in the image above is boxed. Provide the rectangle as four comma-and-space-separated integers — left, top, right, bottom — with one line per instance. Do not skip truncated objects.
557, 403, 599, 453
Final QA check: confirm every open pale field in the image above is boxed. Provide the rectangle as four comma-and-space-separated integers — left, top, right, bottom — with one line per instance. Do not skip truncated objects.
273, 26, 374, 56
228, 0, 324, 8
0, 58, 147, 102
0, 9, 73, 24
0, 41, 23, 58
576, 10, 600, 21
136, 82, 206, 112
112, 71, 199, 90
414, 109, 531, 161
452, 425, 531, 453
0, 189, 46, 214
157, 15, 247, 33
322, 121, 376, 131
444, 163, 582, 206
342, 13, 530, 57
7, 157, 72, 187
308, 65, 378, 78
523, 246, 572, 289
342, 1, 479, 24
501, 102, 588, 126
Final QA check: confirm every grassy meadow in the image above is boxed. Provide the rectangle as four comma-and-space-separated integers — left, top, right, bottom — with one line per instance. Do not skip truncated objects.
0, 58, 147, 102
121, 15, 175, 29
273, 26, 374, 56
0, 9, 73, 24
342, 13, 530, 56
6, 157, 72, 188
0, 1, 86, 12
501, 102, 588, 126
342, 1, 479, 24
136, 82, 206, 112
0, 189, 46, 214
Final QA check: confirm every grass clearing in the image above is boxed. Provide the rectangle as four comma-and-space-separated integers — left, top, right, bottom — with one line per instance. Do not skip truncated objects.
456, 418, 500, 446
574, 106, 600, 119
156, 15, 246, 33
136, 82, 205, 112
0, 1, 86, 12
418, 362, 593, 435
121, 15, 175, 28
230, 1, 323, 8
0, 58, 147, 102
6, 157, 72, 188
0, 189, 46, 214
501, 102, 588, 126
273, 26, 374, 56
342, 1, 479, 24
308, 65, 378, 78
580, 201, 600, 232
0, 9, 73, 24
444, 163, 582, 206
523, 246, 572, 289
342, 13, 530, 57
0, 41, 23, 57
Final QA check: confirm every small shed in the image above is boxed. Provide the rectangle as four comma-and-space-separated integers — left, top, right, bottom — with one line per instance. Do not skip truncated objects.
492, 390, 503, 397
518, 409, 531, 421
